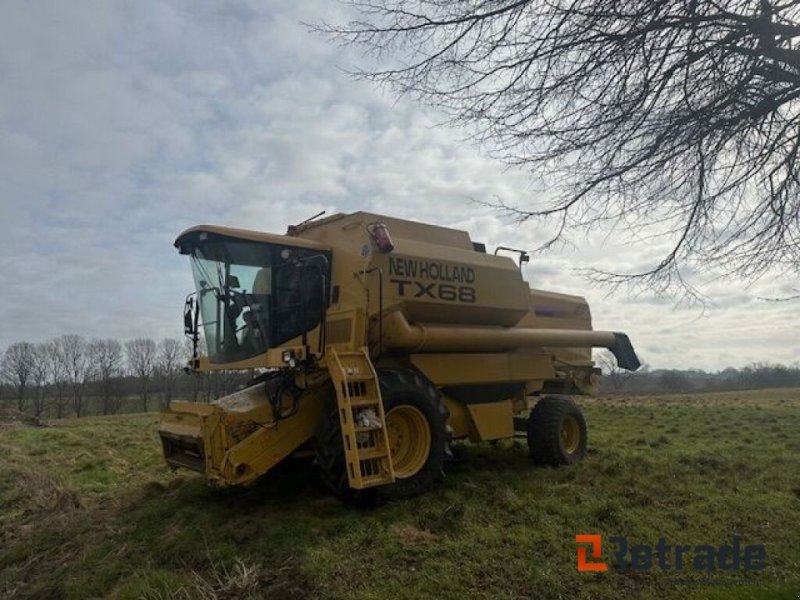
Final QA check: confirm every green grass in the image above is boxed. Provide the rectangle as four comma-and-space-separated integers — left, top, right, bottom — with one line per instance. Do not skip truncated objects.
1, 389, 799, 599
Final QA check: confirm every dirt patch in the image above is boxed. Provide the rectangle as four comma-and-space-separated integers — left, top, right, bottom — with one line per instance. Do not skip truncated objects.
0, 407, 43, 429
391, 523, 438, 543
142, 480, 170, 497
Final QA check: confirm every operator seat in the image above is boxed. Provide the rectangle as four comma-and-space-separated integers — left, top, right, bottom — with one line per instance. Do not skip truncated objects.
240, 267, 271, 355
253, 267, 271, 295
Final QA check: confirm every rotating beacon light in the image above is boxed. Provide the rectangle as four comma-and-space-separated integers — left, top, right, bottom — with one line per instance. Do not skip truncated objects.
369, 222, 395, 254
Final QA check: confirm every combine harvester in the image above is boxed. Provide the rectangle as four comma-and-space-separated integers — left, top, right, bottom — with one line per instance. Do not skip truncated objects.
159, 212, 639, 500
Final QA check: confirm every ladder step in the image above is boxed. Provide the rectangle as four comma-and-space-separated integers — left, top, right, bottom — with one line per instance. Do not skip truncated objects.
344, 374, 373, 383
357, 448, 388, 460
359, 474, 392, 487
355, 425, 381, 433
349, 397, 381, 408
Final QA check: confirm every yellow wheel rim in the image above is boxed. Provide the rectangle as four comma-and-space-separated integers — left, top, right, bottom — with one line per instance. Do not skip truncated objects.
385, 405, 431, 479
560, 415, 581, 454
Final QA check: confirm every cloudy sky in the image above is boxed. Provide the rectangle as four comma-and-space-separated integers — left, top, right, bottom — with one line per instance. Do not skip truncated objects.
1, 1, 798, 370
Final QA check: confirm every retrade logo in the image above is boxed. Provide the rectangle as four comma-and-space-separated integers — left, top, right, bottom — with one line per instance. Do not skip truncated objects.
575, 534, 608, 572
575, 534, 766, 573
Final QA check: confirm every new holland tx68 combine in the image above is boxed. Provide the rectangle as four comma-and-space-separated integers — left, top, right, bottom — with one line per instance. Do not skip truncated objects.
159, 212, 639, 500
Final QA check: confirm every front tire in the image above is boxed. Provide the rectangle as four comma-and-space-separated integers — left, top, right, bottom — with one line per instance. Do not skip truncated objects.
379, 369, 448, 498
527, 396, 587, 466
313, 368, 448, 502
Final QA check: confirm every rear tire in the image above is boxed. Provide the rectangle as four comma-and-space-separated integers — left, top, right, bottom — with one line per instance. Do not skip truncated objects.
527, 396, 587, 466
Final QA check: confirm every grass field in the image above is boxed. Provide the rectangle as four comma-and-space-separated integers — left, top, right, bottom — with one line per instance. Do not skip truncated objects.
1, 389, 799, 599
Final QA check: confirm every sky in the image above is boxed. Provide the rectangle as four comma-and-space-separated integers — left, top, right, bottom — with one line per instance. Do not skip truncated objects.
1, 1, 798, 371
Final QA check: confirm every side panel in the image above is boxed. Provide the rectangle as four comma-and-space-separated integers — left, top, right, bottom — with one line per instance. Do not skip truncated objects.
410, 352, 555, 386
440, 396, 516, 442
466, 401, 515, 441
523, 288, 594, 366
376, 238, 531, 327
410, 352, 553, 441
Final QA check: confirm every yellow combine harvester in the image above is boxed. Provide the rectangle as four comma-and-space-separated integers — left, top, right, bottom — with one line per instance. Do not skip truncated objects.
159, 212, 639, 500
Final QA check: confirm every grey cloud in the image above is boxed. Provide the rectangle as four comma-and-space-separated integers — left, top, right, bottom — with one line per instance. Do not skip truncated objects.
0, 1, 796, 371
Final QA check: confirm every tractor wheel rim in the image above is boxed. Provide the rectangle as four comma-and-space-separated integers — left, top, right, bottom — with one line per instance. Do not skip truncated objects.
560, 415, 581, 454
385, 405, 431, 479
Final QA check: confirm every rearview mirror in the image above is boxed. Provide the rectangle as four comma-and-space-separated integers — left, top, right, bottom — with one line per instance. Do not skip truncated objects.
184, 297, 196, 335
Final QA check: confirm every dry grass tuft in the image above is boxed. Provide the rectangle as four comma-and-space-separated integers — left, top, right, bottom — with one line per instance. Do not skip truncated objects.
391, 522, 438, 543
138, 558, 308, 600
8, 467, 82, 514
0, 407, 43, 429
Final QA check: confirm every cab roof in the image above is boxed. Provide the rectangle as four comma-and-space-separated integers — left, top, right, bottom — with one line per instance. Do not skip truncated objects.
174, 224, 331, 255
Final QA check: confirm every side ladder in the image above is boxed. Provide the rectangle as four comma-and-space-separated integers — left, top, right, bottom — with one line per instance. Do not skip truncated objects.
327, 348, 395, 489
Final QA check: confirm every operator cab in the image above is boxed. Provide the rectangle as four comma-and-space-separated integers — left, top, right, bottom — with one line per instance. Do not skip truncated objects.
175, 226, 331, 366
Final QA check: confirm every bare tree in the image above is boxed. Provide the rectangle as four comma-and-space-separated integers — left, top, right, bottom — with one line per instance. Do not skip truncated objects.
126, 338, 157, 412
30, 343, 50, 418
44, 339, 70, 418
158, 338, 184, 408
597, 349, 639, 392
324, 1, 800, 297
89, 339, 123, 415
59, 335, 91, 417
1, 342, 36, 411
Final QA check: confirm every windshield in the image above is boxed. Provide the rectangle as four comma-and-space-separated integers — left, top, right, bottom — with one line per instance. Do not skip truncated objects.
187, 234, 329, 364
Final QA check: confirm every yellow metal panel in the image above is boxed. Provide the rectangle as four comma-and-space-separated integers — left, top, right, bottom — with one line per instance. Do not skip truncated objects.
221, 392, 323, 486
374, 238, 530, 327
158, 420, 205, 439
167, 402, 216, 415
192, 337, 322, 372
203, 411, 227, 479
324, 307, 367, 352
410, 352, 554, 386
466, 401, 515, 441
441, 395, 471, 439
325, 317, 353, 344
523, 288, 594, 365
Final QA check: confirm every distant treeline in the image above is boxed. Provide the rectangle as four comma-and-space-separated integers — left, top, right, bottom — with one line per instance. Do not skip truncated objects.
0, 335, 251, 420
597, 351, 800, 394
2, 337, 799, 420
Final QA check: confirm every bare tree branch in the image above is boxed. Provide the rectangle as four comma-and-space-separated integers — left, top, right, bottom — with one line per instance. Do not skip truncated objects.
321, 0, 800, 296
